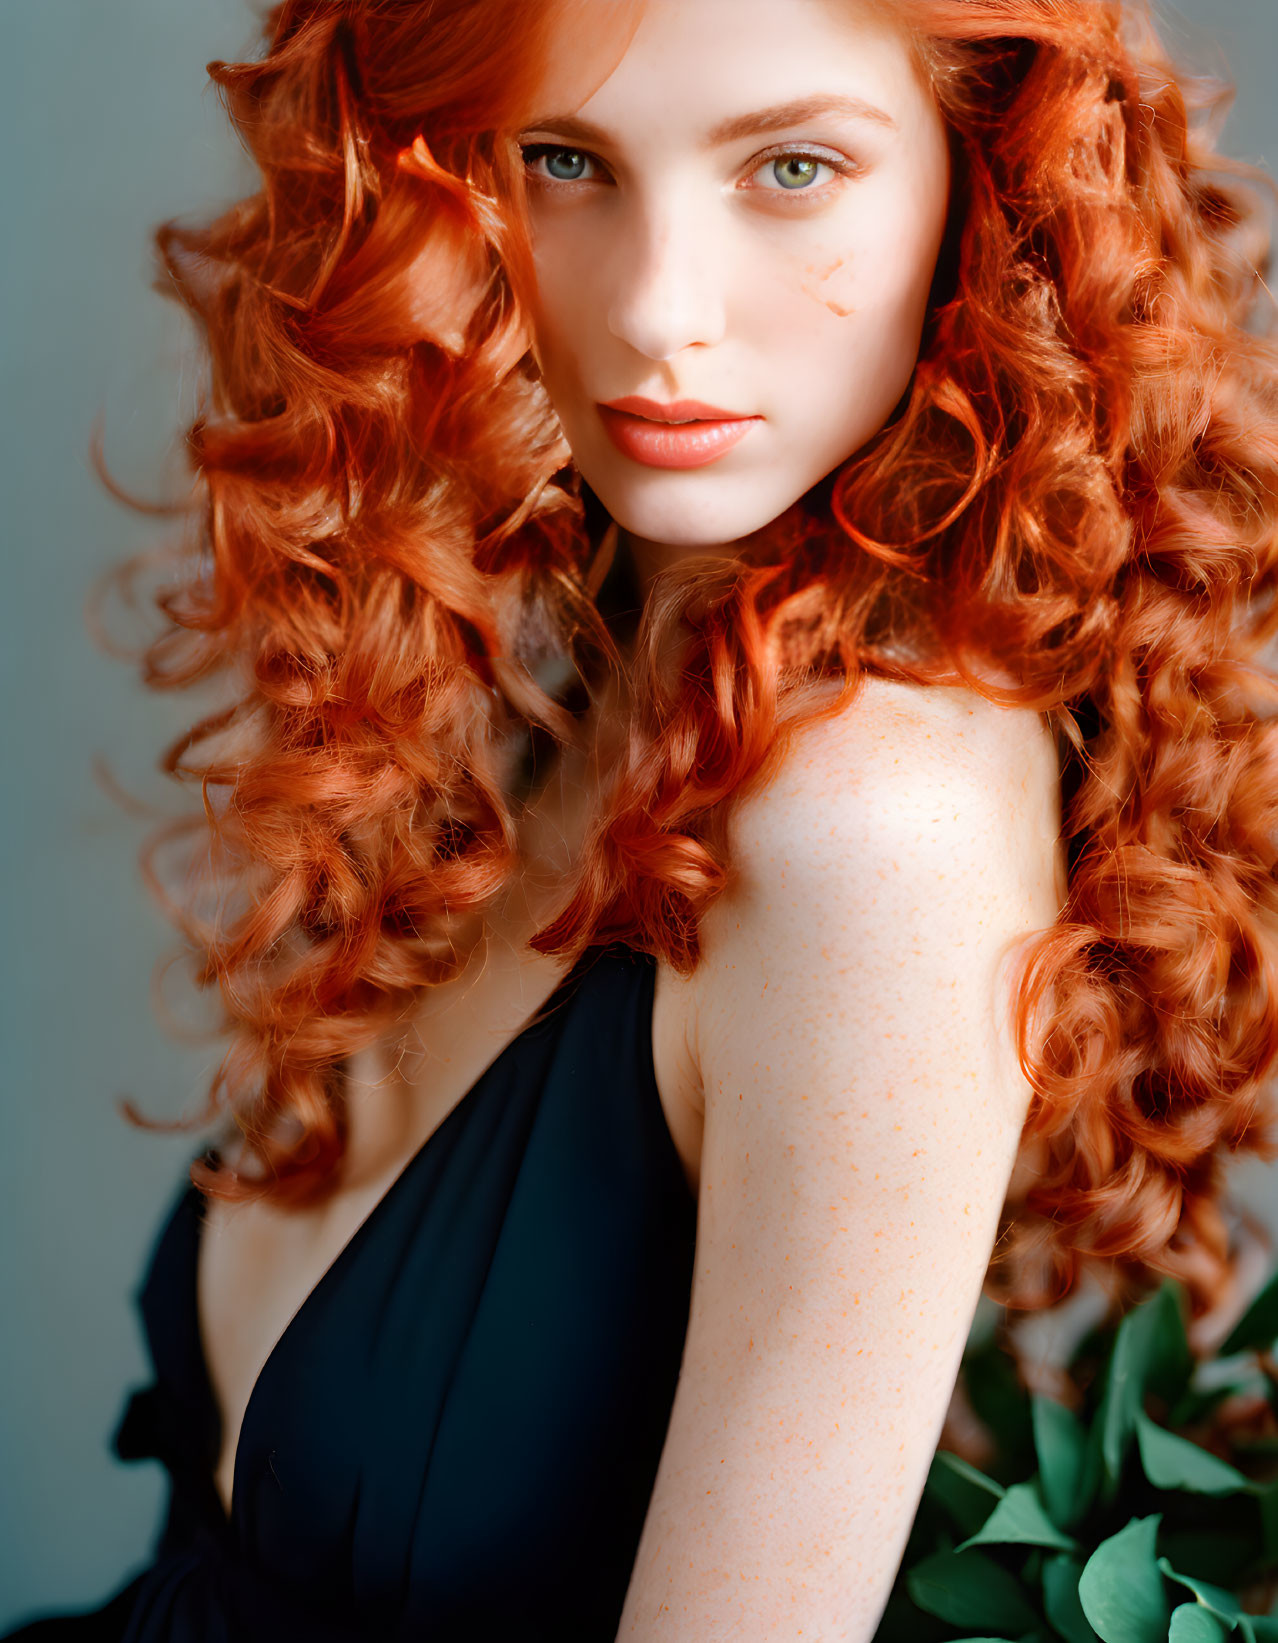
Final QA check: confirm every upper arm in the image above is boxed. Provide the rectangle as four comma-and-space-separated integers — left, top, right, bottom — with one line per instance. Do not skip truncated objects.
615, 681, 1064, 1642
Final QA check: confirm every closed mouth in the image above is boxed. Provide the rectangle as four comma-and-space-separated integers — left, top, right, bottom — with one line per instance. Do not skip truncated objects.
596, 401, 762, 470
600, 395, 756, 424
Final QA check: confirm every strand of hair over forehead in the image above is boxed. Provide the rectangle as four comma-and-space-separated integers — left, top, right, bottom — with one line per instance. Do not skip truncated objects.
126, 0, 1278, 1314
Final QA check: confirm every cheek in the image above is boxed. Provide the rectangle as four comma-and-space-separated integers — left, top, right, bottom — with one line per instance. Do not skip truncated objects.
527, 246, 587, 386
730, 236, 861, 370
741, 244, 915, 418
764, 196, 945, 395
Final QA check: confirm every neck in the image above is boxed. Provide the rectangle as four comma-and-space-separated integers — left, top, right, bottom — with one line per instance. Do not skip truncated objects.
617, 522, 775, 608
617, 529, 681, 609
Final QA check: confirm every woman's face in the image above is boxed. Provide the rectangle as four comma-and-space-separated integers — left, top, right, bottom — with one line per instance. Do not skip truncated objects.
517, 0, 951, 553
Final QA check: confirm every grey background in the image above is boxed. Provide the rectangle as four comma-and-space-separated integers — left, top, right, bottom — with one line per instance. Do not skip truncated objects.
1, 0, 1275, 1626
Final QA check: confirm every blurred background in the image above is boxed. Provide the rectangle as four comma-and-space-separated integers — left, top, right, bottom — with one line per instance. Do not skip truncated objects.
2, 0, 1276, 1626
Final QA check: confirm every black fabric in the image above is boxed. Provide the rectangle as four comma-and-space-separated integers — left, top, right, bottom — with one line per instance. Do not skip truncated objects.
8, 944, 697, 1642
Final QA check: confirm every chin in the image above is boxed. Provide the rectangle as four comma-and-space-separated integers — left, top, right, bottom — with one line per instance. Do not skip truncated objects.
595, 478, 800, 555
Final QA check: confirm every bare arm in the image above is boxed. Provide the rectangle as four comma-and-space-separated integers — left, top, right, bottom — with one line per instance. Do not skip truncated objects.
615, 680, 1064, 1642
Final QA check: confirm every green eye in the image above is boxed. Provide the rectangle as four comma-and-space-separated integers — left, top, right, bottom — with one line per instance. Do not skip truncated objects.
772, 156, 821, 189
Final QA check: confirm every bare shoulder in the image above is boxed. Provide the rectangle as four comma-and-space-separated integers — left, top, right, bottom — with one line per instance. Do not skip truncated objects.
691, 676, 1066, 1025
724, 674, 1063, 900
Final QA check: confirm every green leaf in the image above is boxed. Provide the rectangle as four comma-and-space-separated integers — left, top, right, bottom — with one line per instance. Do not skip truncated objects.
1239, 1618, 1278, 1642
1220, 1270, 1278, 1356
1135, 1411, 1250, 1495
1042, 1554, 1099, 1643
1097, 1287, 1192, 1486
907, 1547, 1041, 1636
926, 1449, 1005, 1535
1096, 1311, 1150, 1484
1146, 1283, 1196, 1404
957, 1481, 1079, 1554
1158, 1561, 1244, 1625
1077, 1516, 1169, 1643
1033, 1396, 1095, 1529
1169, 1606, 1233, 1642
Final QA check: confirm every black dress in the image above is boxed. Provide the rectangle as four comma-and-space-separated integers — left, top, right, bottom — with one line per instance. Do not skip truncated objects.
7, 943, 698, 1642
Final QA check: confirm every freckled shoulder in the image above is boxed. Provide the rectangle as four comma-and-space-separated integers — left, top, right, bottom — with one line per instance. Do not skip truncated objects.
685, 674, 1066, 1068
722, 674, 1062, 904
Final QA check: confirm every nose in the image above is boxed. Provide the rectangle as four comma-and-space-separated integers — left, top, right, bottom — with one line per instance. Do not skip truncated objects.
605, 196, 727, 360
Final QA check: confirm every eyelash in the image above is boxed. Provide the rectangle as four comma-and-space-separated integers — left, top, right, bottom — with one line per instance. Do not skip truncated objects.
518, 141, 861, 200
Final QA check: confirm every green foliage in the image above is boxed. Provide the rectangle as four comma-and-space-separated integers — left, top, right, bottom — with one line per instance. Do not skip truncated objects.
1168, 1608, 1231, 1642
1033, 1396, 1096, 1530
908, 1547, 1042, 1635
957, 1482, 1080, 1555
1138, 1414, 1251, 1496
872, 1279, 1278, 1643
1078, 1516, 1169, 1641
1042, 1553, 1098, 1643
928, 1449, 1008, 1534
1096, 1286, 1194, 1490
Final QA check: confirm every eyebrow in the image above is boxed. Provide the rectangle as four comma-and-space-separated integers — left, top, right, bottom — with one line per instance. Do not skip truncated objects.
523, 94, 898, 149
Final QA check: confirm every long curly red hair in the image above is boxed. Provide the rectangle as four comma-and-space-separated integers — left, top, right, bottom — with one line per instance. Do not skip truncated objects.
126, 0, 1278, 1314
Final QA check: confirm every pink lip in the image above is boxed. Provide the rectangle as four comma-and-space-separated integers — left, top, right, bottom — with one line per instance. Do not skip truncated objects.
603, 396, 750, 422
598, 397, 762, 471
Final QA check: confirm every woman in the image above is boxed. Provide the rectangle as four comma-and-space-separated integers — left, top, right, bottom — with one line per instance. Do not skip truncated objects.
9, 0, 1277, 1637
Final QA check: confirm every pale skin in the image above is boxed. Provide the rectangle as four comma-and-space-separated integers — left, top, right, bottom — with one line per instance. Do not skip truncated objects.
195, 0, 1067, 1637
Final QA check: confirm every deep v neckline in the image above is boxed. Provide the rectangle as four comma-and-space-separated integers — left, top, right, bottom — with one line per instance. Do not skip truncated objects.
187, 946, 602, 1530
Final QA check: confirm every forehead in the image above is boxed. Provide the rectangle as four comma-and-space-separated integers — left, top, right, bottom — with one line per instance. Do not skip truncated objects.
521, 0, 927, 134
